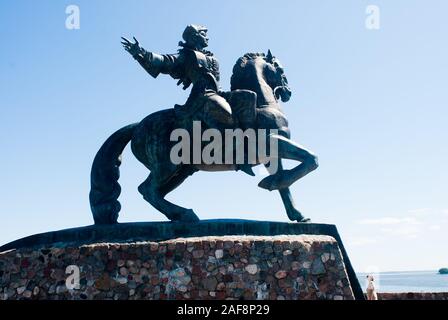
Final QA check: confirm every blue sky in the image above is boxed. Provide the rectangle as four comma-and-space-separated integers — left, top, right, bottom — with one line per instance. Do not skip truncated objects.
1, 0, 447, 272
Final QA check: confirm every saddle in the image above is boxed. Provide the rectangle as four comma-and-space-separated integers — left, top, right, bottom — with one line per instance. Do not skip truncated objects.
174, 89, 257, 132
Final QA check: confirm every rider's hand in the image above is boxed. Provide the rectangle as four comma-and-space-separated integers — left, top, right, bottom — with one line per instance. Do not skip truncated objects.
121, 37, 142, 58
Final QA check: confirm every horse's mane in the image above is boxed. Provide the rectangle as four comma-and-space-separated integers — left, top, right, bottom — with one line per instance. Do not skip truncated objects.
231, 52, 266, 91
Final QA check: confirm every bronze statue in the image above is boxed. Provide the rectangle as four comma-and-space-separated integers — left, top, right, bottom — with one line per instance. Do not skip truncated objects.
89, 25, 318, 225
121, 25, 258, 176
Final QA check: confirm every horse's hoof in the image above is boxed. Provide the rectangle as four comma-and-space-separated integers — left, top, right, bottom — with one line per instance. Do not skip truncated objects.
180, 209, 200, 223
258, 173, 292, 191
287, 211, 311, 223
258, 176, 277, 191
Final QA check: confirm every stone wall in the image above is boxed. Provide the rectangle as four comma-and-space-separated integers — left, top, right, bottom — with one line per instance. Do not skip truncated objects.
0, 235, 354, 300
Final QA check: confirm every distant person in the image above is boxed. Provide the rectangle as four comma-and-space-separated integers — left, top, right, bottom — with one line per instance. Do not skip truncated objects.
366, 275, 378, 300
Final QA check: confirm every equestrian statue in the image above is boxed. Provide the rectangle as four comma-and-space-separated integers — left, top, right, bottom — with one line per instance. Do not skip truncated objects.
89, 25, 318, 225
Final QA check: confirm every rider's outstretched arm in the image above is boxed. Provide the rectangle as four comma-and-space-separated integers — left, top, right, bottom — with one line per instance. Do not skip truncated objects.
135, 49, 178, 79
121, 36, 179, 79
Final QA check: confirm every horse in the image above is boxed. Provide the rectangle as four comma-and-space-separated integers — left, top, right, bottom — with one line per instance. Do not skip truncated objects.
89, 51, 318, 225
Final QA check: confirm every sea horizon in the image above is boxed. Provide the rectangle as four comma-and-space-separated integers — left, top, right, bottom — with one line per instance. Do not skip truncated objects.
356, 270, 448, 293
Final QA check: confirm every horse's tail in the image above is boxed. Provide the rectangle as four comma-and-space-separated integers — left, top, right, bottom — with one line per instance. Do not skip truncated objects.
89, 123, 139, 225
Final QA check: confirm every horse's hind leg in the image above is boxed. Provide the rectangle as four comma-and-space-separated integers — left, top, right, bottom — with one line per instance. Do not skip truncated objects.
265, 161, 309, 222
279, 188, 309, 222
138, 169, 200, 223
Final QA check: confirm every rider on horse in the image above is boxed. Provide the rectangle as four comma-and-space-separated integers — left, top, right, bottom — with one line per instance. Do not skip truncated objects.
121, 25, 257, 176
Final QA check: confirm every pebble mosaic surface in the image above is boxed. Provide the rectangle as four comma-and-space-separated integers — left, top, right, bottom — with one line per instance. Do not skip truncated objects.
0, 235, 354, 300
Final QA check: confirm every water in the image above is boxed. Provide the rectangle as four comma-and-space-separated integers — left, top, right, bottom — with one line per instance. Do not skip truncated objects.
356, 270, 448, 292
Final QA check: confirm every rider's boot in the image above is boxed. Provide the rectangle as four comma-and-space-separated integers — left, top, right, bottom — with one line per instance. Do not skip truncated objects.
236, 164, 256, 176
235, 116, 256, 177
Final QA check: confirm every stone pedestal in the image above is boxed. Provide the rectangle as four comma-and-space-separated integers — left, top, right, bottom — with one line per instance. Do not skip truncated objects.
0, 220, 364, 300
1, 235, 355, 300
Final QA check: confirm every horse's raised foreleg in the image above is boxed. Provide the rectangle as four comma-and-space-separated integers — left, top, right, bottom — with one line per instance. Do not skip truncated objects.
138, 168, 200, 222
258, 134, 318, 191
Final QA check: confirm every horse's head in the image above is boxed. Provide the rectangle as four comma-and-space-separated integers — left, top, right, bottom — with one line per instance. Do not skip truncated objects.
264, 50, 291, 102
231, 51, 291, 104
